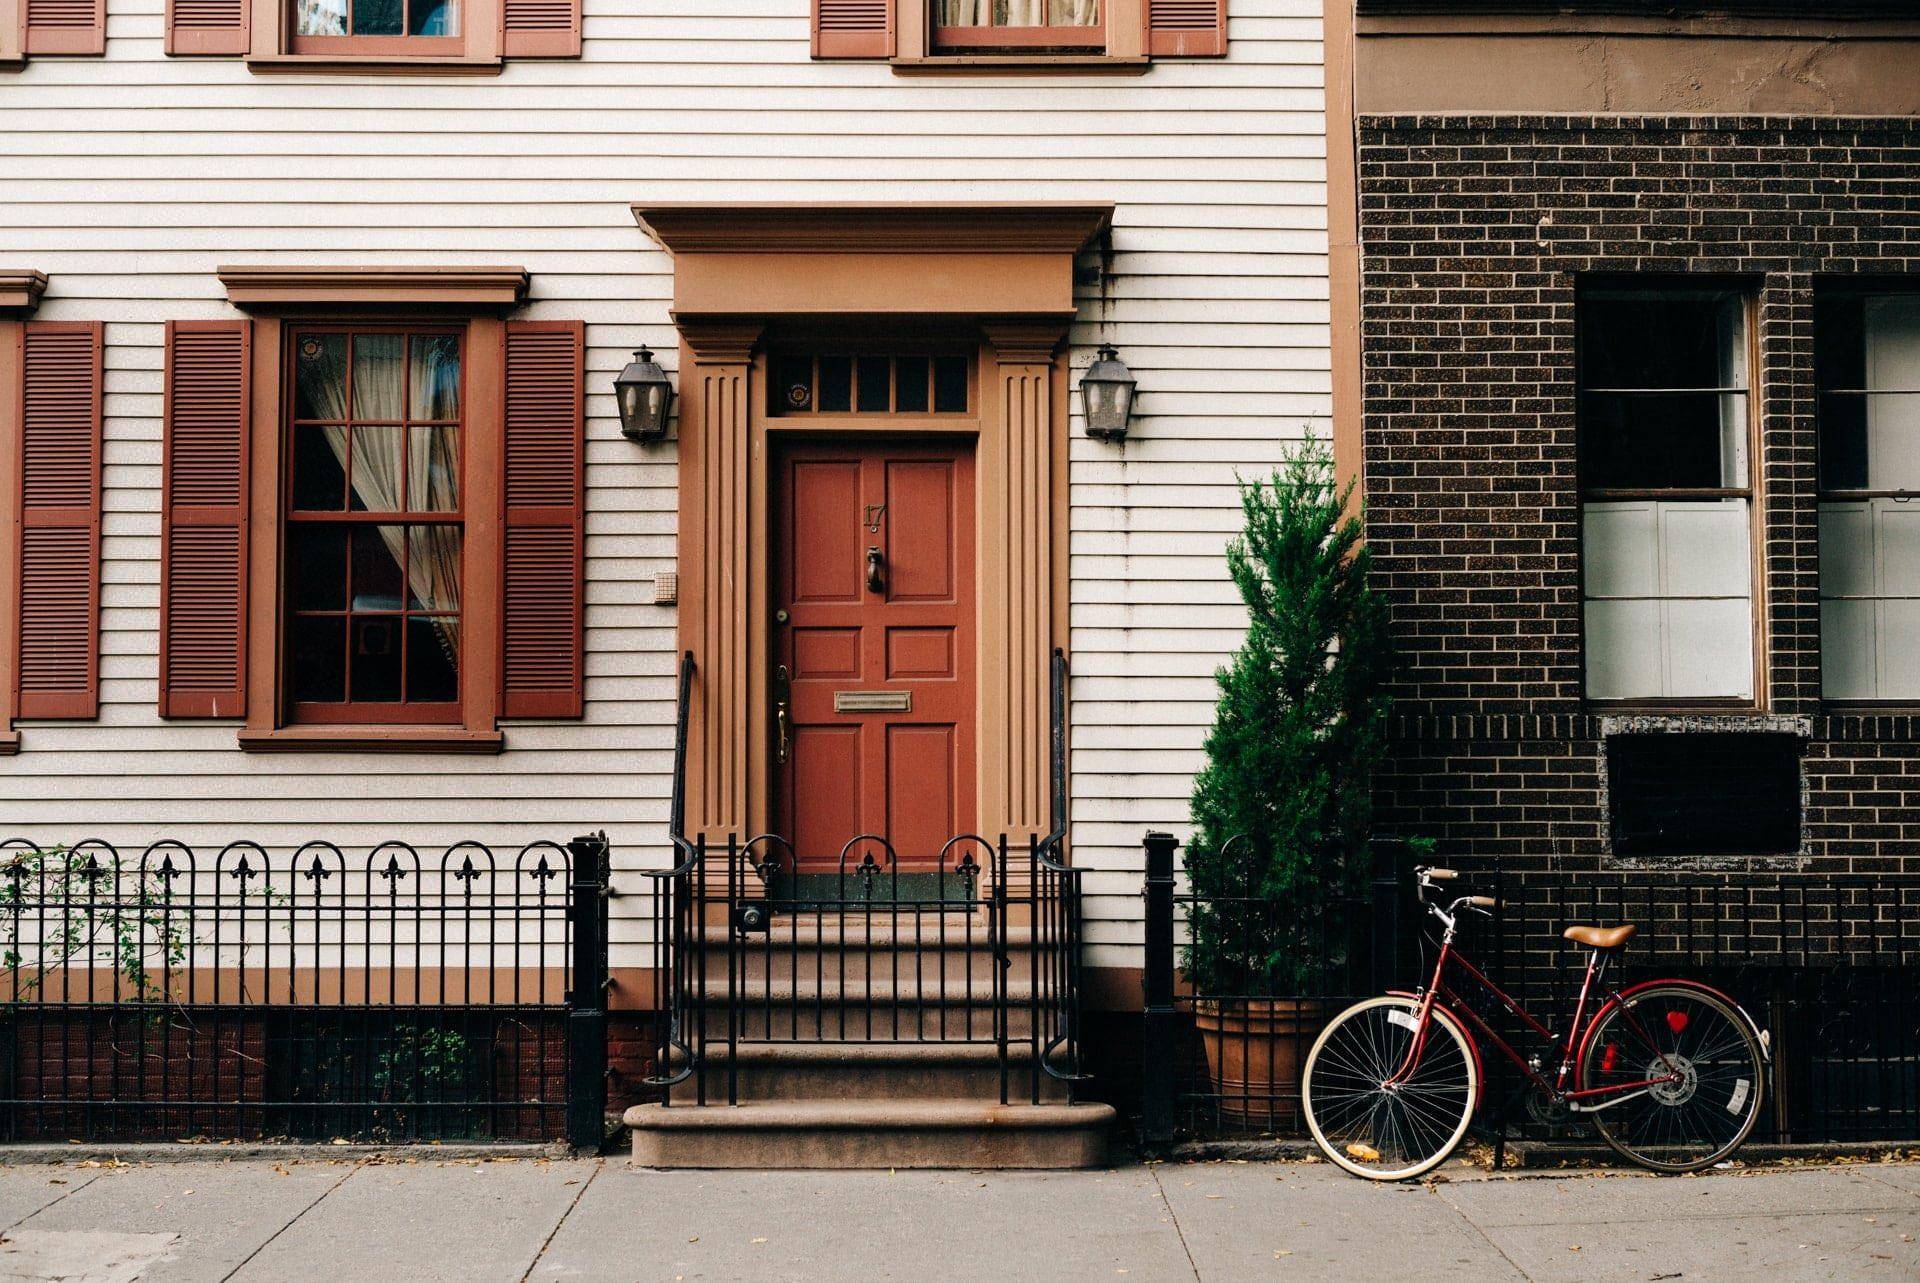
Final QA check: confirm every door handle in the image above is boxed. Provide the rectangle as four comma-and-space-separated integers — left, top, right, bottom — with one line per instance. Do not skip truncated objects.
866, 546, 885, 593
774, 664, 791, 764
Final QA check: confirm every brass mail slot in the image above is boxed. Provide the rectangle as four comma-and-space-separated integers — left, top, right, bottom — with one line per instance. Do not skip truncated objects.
834, 690, 912, 713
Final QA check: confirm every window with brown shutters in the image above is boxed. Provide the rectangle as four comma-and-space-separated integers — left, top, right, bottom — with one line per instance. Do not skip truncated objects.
163, 0, 579, 66
16, 322, 103, 721
815, 1, 1226, 64
160, 321, 251, 719
23, 0, 105, 55
502, 320, 586, 719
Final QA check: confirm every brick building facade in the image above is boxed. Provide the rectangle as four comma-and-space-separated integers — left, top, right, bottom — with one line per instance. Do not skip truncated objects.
1357, 116, 1920, 876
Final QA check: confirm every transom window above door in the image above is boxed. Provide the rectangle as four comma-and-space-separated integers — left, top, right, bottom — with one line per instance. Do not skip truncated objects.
770, 353, 972, 416
933, 0, 1102, 49
1577, 285, 1757, 704
293, 0, 461, 49
285, 326, 465, 724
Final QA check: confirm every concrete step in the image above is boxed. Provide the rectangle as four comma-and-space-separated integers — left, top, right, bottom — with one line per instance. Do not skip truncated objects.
624, 1098, 1116, 1169
695, 944, 1030, 986
668, 1042, 1072, 1104
684, 979, 1047, 1039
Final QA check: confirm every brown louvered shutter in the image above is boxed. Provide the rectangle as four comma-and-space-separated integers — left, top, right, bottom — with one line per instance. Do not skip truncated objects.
502, 0, 580, 57
1147, 0, 1225, 56
812, 0, 890, 59
502, 320, 585, 718
159, 321, 250, 719
17, 322, 102, 720
23, 0, 105, 54
166, 0, 248, 55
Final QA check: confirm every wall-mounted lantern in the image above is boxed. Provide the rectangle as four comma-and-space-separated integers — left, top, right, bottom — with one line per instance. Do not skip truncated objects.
1079, 343, 1137, 442
615, 347, 675, 441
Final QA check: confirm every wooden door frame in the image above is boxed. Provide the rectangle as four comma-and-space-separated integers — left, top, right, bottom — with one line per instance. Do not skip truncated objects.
637, 200, 1109, 848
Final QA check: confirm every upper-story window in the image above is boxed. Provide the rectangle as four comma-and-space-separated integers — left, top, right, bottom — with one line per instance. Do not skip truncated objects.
933, 1, 1102, 51
1578, 284, 1757, 705
1818, 288, 1920, 703
294, 0, 461, 49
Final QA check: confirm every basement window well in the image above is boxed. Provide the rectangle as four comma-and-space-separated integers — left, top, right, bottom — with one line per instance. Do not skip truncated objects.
1605, 731, 1803, 860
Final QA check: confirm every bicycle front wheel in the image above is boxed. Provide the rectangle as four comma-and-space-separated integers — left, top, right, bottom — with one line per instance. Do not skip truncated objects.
1303, 995, 1478, 1181
1579, 983, 1765, 1173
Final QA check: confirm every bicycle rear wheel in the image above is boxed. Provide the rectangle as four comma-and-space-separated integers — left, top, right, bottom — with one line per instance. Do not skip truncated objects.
1303, 996, 1478, 1181
1579, 983, 1765, 1173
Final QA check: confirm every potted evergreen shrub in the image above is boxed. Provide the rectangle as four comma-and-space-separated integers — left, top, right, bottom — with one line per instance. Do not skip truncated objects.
1184, 433, 1390, 1124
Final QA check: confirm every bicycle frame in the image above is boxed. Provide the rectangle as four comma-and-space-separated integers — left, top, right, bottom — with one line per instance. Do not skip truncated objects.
1386, 891, 1684, 1111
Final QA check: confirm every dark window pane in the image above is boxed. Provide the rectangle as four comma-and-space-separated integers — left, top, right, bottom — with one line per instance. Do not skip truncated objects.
289, 616, 346, 703
1580, 391, 1744, 490
1820, 392, 1870, 490
1815, 295, 1869, 392
288, 527, 348, 612
409, 0, 457, 35
774, 354, 813, 413
351, 525, 407, 612
1608, 733, 1801, 858
351, 618, 403, 701
293, 334, 347, 421
407, 618, 460, 702
1581, 294, 1741, 391
292, 426, 347, 511
856, 357, 891, 412
933, 355, 969, 412
895, 356, 930, 413
818, 356, 853, 413
353, 0, 402, 34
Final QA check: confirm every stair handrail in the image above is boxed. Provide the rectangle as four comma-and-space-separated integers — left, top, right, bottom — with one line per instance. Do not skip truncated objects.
1037, 647, 1089, 1087
640, 649, 699, 1089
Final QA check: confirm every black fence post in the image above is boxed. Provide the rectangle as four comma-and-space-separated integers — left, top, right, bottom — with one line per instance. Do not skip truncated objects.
1141, 830, 1179, 1147
567, 831, 611, 1151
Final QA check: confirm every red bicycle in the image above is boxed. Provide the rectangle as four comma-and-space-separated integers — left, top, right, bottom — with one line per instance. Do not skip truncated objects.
1302, 866, 1770, 1180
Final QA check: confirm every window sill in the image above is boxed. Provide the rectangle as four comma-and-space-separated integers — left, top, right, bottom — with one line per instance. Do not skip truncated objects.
890, 53, 1148, 74
238, 726, 505, 754
246, 53, 504, 76
0, 731, 18, 757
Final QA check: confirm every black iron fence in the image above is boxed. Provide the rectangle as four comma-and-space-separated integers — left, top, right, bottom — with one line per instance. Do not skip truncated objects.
644, 649, 1086, 1106
0, 833, 611, 1147
1141, 834, 1920, 1148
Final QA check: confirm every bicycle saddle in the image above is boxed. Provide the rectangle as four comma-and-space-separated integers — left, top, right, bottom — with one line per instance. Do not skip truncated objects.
1562, 924, 1636, 949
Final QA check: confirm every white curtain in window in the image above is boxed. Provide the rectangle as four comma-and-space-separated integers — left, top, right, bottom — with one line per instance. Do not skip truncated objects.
937, 0, 1095, 23
1584, 500, 1753, 700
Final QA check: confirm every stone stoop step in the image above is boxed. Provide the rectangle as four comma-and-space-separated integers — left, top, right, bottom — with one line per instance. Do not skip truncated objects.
624, 1098, 1116, 1170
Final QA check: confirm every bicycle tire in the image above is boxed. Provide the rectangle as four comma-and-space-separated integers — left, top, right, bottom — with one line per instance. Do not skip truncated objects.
1303, 995, 1479, 1181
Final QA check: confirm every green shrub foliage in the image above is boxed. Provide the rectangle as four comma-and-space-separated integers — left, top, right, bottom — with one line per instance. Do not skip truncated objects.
1183, 434, 1390, 996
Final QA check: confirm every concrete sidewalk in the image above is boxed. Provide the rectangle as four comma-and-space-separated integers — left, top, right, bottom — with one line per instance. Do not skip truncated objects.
0, 1152, 1915, 1282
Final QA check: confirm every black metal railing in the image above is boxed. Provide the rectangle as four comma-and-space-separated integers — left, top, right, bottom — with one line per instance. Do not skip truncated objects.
645, 649, 1085, 1106
0, 833, 611, 1147
1140, 838, 1920, 1148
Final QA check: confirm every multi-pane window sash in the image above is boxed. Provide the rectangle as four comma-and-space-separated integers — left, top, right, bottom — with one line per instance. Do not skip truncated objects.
1817, 291, 1920, 703
284, 325, 465, 725
1577, 288, 1756, 704
291, 0, 462, 53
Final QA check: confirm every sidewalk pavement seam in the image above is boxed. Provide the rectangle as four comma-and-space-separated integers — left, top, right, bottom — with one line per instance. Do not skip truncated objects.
1, 1170, 103, 1233
1145, 1164, 1204, 1283
1429, 1180, 1538, 1281
518, 1156, 603, 1283
1460, 1201, 1920, 1230
218, 1159, 365, 1283
1857, 1168, 1920, 1203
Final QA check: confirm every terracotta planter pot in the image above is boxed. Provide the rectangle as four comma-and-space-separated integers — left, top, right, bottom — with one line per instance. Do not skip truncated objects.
1193, 997, 1328, 1129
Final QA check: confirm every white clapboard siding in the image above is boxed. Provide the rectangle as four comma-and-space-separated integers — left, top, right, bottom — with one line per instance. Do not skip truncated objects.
0, 0, 1327, 977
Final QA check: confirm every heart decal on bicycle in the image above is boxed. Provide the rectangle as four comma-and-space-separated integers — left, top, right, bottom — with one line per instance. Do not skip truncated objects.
1666, 1011, 1690, 1036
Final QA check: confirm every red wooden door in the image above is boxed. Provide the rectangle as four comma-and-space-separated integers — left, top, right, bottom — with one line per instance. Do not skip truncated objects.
774, 438, 976, 871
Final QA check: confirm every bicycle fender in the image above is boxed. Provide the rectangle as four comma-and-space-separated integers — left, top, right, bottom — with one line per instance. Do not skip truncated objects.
1387, 988, 1490, 1113
1574, 978, 1773, 1081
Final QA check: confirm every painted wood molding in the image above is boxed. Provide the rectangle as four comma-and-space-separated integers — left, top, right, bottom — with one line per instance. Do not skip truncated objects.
0, 271, 48, 315
216, 265, 531, 310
